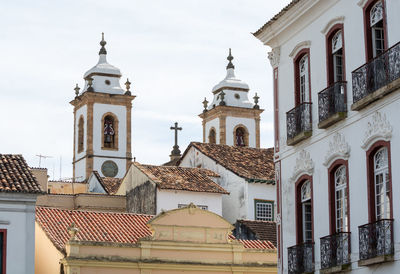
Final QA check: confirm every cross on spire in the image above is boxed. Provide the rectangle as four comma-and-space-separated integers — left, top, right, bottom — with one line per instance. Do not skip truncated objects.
170, 122, 182, 156
226, 48, 235, 69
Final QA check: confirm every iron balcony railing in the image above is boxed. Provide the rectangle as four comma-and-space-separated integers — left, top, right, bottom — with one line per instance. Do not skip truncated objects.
320, 232, 351, 270
358, 219, 394, 261
318, 81, 347, 124
286, 102, 312, 141
288, 242, 314, 273
352, 41, 400, 103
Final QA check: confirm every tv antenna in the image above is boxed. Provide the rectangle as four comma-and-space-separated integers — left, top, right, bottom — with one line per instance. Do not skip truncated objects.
36, 154, 53, 168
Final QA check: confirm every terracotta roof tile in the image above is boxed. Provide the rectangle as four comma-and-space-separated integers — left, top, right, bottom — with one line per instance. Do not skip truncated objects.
253, 0, 302, 37
183, 142, 274, 182
36, 207, 153, 252
237, 220, 277, 247
93, 171, 122, 194
134, 163, 228, 194
36, 207, 275, 252
0, 154, 43, 193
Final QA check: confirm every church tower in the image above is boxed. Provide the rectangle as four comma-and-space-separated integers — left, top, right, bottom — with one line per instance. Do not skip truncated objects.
199, 49, 263, 148
70, 34, 135, 182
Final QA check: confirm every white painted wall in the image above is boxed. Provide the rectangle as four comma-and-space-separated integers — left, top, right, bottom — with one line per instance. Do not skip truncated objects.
156, 189, 222, 216
74, 158, 86, 182
0, 193, 37, 274
87, 174, 106, 193
226, 116, 256, 147
257, 0, 400, 272
93, 157, 126, 178
205, 118, 220, 144
247, 182, 276, 221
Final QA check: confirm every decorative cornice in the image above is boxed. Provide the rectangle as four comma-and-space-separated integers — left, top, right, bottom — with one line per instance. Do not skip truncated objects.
362, 111, 392, 150
268, 47, 281, 68
323, 133, 350, 167
357, 0, 369, 8
289, 41, 311, 58
290, 150, 314, 182
321, 16, 345, 35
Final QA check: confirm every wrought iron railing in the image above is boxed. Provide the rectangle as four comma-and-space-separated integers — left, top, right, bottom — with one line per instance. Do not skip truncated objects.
320, 232, 351, 270
286, 102, 312, 141
288, 242, 314, 273
318, 81, 347, 123
358, 219, 394, 261
352, 41, 400, 103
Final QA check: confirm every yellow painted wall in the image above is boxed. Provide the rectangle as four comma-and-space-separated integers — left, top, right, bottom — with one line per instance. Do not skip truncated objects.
48, 181, 87, 194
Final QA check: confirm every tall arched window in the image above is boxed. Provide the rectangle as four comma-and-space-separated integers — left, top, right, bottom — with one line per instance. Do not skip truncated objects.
103, 115, 115, 148
334, 165, 348, 232
299, 55, 310, 103
209, 128, 216, 144
235, 127, 246, 147
326, 27, 345, 85
364, 0, 387, 60
78, 116, 84, 153
301, 180, 312, 242
373, 147, 390, 220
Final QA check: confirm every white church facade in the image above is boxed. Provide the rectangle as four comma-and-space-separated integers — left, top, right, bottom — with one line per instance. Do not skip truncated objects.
255, 0, 400, 273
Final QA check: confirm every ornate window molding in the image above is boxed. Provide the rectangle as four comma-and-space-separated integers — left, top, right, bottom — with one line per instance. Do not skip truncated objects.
268, 47, 281, 68
321, 16, 345, 35
289, 41, 311, 58
358, 0, 369, 8
362, 111, 392, 150
324, 133, 350, 167
290, 150, 314, 182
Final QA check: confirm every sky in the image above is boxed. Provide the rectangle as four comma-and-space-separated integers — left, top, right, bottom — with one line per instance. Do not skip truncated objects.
0, 0, 291, 180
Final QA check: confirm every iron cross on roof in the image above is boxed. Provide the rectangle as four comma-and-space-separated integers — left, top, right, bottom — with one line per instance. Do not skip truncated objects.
170, 122, 182, 156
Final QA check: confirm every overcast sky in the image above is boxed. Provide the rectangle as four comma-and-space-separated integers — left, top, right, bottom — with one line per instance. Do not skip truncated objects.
0, 0, 290, 180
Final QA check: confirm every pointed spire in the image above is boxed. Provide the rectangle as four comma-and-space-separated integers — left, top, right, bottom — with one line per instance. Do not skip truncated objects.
226, 48, 235, 70
99, 32, 107, 55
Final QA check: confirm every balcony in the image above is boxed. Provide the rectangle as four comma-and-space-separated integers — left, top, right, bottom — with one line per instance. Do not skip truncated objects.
318, 82, 347, 129
358, 219, 394, 266
320, 232, 351, 273
288, 242, 314, 273
351, 41, 400, 110
286, 102, 312, 146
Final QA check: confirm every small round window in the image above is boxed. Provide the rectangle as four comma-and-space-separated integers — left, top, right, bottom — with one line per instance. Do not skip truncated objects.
105, 80, 111, 85
234, 93, 240, 99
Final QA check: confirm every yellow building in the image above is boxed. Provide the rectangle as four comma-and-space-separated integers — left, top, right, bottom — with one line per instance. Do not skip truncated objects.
35, 204, 277, 273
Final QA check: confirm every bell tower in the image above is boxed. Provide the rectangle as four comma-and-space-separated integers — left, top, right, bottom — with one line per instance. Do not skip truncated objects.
199, 49, 263, 148
70, 33, 135, 182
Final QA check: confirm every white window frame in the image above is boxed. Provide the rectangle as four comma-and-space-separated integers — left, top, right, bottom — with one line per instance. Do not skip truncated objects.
370, 1, 385, 57
332, 30, 344, 82
301, 181, 312, 242
374, 147, 390, 220
334, 165, 348, 232
299, 54, 310, 103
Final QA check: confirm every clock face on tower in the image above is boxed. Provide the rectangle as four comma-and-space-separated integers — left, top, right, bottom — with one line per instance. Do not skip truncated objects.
101, 160, 118, 177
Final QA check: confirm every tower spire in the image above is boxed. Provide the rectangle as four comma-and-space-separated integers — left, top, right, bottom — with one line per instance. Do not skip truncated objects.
226, 48, 235, 69
99, 32, 107, 55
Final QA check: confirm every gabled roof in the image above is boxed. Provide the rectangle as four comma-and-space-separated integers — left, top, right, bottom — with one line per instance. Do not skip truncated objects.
92, 171, 122, 194
235, 219, 277, 247
253, 0, 302, 37
133, 163, 228, 194
36, 207, 153, 253
36, 207, 275, 253
181, 142, 274, 183
0, 154, 43, 194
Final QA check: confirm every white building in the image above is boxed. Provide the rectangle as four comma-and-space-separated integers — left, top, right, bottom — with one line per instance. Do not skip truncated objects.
120, 162, 228, 216
70, 33, 135, 182
254, 0, 400, 273
0, 154, 43, 274
179, 142, 275, 223
199, 49, 263, 148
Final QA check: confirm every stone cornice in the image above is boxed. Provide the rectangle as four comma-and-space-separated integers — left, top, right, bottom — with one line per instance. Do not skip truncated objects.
70, 91, 135, 110
199, 105, 264, 121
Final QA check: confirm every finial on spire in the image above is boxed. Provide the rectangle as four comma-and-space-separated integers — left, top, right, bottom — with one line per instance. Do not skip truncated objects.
99, 32, 107, 55
86, 77, 94, 92
74, 84, 80, 96
226, 48, 235, 69
202, 97, 208, 112
124, 78, 132, 95
219, 91, 226, 106
253, 93, 260, 109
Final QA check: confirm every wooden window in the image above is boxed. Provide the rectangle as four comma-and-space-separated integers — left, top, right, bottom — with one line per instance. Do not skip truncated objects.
254, 200, 274, 221
294, 49, 311, 105
208, 128, 216, 144
295, 176, 313, 244
334, 165, 348, 232
326, 25, 346, 85
77, 116, 84, 153
364, 0, 387, 60
0, 229, 6, 274
366, 141, 392, 222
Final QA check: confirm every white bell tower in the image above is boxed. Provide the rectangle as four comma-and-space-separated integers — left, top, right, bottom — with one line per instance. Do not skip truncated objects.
70, 33, 135, 182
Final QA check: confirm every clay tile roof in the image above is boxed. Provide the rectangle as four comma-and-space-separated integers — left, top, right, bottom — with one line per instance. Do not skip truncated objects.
35, 207, 153, 253
134, 163, 228, 194
228, 235, 276, 250
0, 154, 43, 193
237, 220, 277, 247
253, 0, 302, 37
183, 142, 274, 183
93, 171, 122, 194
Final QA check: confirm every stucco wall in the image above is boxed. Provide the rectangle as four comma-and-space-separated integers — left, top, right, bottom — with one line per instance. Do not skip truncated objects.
247, 182, 276, 220
127, 181, 156, 215
35, 222, 63, 274
226, 116, 256, 147
0, 193, 37, 274
205, 118, 220, 144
